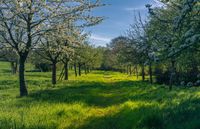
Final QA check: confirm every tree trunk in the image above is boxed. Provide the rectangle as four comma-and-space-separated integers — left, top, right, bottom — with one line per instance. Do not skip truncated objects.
149, 62, 153, 84
19, 57, 28, 96
74, 63, 77, 77
129, 65, 132, 75
142, 65, 145, 81
52, 62, 57, 85
78, 63, 81, 76
64, 61, 69, 80
136, 65, 139, 79
169, 59, 176, 90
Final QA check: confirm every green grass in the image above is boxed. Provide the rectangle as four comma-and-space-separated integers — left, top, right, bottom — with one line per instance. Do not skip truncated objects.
1, 61, 200, 129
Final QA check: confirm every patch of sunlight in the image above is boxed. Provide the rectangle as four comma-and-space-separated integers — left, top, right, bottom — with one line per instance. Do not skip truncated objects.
122, 101, 151, 109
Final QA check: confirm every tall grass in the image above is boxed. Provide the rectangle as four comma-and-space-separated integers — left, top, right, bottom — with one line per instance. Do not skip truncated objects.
0, 61, 200, 129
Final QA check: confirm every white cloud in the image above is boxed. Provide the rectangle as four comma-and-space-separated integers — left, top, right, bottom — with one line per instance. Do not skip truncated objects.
89, 34, 112, 46
124, 6, 146, 11
90, 34, 111, 43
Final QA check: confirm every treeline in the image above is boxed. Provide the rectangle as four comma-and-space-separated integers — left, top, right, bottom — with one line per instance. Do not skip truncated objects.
100, 0, 200, 89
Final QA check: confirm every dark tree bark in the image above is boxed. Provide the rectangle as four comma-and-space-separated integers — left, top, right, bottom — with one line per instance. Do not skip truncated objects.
74, 63, 77, 77
78, 63, 81, 76
19, 57, 28, 96
52, 62, 57, 85
64, 60, 69, 80
142, 65, 145, 81
18, 13, 32, 96
149, 62, 153, 84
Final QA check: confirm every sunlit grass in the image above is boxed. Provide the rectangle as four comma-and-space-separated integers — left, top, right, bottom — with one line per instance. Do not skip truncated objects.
1, 61, 200, 129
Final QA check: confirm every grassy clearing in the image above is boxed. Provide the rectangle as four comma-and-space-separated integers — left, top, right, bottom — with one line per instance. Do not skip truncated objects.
0, 61, 200, 129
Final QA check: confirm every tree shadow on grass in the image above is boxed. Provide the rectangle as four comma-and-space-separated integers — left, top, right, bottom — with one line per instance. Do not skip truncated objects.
0, 79, 51, 90
4, 92, 200, 129
13, 79, 200, 129
23, 80, 178, 107
25, 72, 51, 78
0, 69, 11, 73
67, 97, 200, 129
27, 81, 137, 107
0, 118, 58, 129
0, 80, 18, 90
72, 105, 163, 129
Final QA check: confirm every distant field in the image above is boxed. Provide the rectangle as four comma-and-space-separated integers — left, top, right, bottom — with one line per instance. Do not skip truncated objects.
0, 61, 200, 129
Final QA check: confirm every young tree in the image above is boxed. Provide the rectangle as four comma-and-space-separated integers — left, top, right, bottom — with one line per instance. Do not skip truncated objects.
127, 13, 156, 83
36, 26, 66, 85
60, 25, 87, 80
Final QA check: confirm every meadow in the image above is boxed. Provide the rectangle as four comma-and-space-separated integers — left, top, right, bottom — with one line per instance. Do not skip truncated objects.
1, 61, 200, 129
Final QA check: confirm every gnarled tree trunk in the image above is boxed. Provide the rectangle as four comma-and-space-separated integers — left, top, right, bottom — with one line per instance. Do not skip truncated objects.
19, 57, 28, 96
64, 61, 69, 80
78, 63, 81, 76
52, 62, 57, 85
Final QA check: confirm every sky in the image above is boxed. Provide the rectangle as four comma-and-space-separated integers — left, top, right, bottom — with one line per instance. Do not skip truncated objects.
87, 0, 163, 46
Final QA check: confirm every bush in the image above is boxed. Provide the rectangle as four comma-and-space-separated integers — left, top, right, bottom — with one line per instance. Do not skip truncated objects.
155, 67, 200, 87
35, 63, 51, 72
154, 68, 170, 85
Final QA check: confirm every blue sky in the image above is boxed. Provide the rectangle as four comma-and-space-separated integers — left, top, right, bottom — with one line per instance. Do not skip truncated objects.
87, 0, 163, 46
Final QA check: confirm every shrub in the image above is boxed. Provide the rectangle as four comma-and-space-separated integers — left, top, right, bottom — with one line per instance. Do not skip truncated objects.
35, 63, 51, 72
154, 68, 170, 85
